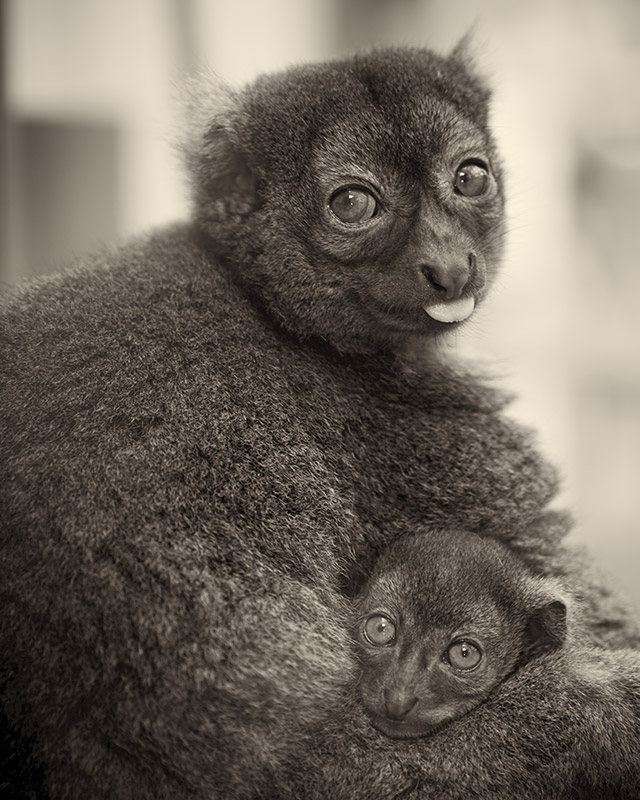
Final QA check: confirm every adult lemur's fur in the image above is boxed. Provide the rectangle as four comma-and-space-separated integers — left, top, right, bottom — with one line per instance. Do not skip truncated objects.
1, 47, 639, 799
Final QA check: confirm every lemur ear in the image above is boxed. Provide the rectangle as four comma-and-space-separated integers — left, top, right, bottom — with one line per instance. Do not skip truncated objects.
200, 123, 259, 208
180, 73, 260, 215
522, 600, 567, 663
448, 29, 491, 122
450, 30, 476, 65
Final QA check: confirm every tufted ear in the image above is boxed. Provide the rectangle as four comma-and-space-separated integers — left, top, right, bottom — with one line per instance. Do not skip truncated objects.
450, 29, 476, 64
522, 599, 567, 663
449, 27, 488, 74
199, 123, 259, 207
179, 72, 260, 216
447, 30, 492, 124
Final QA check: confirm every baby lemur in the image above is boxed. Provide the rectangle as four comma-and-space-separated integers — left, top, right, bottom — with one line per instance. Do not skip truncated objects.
354, 528, 567, 739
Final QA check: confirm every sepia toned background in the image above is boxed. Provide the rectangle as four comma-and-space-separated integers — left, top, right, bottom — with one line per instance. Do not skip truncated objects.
1, 0, 639, 607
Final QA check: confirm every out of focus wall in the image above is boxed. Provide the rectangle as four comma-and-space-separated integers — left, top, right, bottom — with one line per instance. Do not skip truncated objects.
4, 0, 191, 282
3, 0, 640, 606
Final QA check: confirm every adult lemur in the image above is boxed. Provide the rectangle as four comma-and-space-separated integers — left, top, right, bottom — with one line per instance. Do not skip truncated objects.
1, 45, 639, 799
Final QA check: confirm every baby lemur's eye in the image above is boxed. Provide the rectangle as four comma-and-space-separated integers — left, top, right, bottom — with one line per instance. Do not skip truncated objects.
446, 640, 482, 671
362, 614, 396, 646
329, 187, 378, 224
454, 161, 489, 197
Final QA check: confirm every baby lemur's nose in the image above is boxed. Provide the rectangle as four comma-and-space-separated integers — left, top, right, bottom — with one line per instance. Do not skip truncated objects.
422, 254, 474, 300
383, 689, 418, 721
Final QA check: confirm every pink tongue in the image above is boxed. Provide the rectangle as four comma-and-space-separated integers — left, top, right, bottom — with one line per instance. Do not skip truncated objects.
424, 296, 475, 323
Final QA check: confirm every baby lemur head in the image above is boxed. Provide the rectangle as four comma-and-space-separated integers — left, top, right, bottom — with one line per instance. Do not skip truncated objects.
190, 46, 505, 354
354, 529, 567, 739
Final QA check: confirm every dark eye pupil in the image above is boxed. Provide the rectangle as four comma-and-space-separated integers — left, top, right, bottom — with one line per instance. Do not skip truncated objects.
330, 188, 377, 223
455, 163, 489, 197
363, 613, 396, 645
447, 640, 481, 670
336, 191, 360, 215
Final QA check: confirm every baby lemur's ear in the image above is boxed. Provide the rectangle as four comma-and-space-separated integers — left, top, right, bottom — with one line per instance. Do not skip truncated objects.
522, 599, 568, 663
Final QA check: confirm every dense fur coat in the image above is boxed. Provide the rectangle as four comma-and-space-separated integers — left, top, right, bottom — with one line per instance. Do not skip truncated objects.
1, 48, 639, 799
353, 529, 573, 740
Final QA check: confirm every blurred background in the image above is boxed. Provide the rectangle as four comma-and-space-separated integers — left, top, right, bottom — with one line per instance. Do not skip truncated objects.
1, 0, 639, 607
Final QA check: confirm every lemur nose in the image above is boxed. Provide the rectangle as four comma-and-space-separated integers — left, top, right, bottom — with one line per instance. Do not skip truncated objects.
422, 253, 474, 300
383, 689, 418, 721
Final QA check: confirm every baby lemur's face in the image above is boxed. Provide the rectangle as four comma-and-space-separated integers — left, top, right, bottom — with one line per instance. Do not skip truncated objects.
354, 530, 566, 739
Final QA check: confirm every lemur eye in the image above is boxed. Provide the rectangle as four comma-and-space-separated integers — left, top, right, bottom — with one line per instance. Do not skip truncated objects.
329, 187, 378, 223
362, 614, 396, 646
454, 161, 489, 197
446, 640, 482, 670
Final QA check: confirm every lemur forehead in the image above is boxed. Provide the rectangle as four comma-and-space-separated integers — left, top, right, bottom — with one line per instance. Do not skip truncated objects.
414, 595, 505, 634
311, 104, 491, 187
312, 121, 397, 193
414, 98, 491, 149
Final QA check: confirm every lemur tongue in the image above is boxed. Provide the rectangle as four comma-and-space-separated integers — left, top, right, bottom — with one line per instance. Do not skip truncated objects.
424, 296, 475, 323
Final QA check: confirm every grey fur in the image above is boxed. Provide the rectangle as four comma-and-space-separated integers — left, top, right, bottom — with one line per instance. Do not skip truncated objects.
1, 47, 639, 799
353, 529, 570, 739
